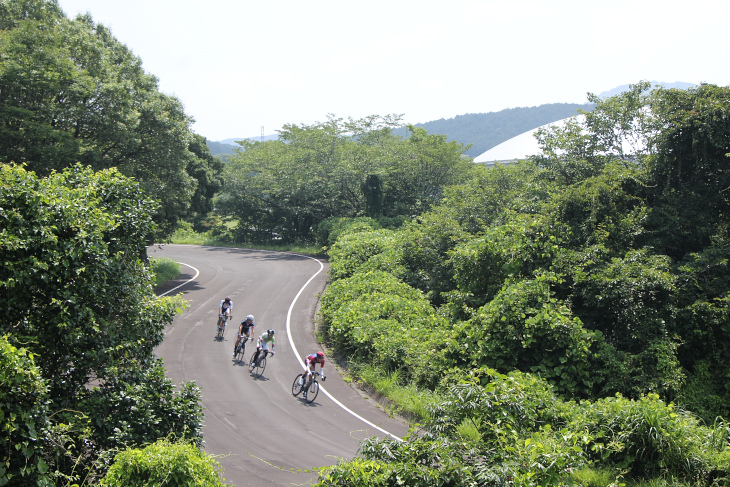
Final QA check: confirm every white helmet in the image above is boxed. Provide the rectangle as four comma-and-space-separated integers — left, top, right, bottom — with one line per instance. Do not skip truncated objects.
246, 315, 254, 321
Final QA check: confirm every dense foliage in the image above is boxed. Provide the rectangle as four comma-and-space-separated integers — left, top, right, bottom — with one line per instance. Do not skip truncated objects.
99, 439, 226, 487
215, 114, 474, 244
0, 0, 224, 238
0, 164, 203, 485
316, 82, 730, 485
0, 337, 52, 486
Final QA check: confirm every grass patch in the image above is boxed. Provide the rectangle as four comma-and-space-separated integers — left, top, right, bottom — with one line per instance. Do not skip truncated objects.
150, 257, 181, 287
168, 227, 324, 256
569, 467, 621, 487
354, 363, 439, 422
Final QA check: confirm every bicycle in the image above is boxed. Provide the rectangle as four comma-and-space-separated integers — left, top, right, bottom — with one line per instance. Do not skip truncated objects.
291, 371, 322, 404
233, 336, 249, 363
215, 313, 231, 340
249, 350, 272, 378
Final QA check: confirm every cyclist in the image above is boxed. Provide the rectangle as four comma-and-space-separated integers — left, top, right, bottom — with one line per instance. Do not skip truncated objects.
302, 351, 326, 383
216, 296, 232, 333
232, 314, 255, 356
249, 329, 275, 372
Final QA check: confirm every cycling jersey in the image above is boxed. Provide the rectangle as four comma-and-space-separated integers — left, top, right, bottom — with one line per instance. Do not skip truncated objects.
220, 299, 232, 312
306, 353, 325, 366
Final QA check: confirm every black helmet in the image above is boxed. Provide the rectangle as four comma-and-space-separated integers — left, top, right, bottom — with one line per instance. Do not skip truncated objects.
267, 329, 274, 336
224, 296, 231, 302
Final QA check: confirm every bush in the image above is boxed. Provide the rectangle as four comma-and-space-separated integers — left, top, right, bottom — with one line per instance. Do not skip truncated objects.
327, 229, 399, 280
448, 273, 596, 398
0, 336, 53, 487
570, 393, 730, 483
150, 258, 181, 287
99, 438, 225, 487
321, 271, 446, 386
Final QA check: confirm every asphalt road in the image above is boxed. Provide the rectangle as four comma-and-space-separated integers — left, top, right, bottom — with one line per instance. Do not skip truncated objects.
150, 244, 410, 487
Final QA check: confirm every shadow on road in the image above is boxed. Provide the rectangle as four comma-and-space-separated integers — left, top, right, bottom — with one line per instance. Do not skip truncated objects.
295, 398, 322, 407
198, 246, 327, 263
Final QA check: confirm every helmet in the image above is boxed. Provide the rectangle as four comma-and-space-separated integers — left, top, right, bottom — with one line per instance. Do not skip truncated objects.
267, 329, 274, 336
246, 315, 254, 321
224, 296, 231, 302
317, 351, 324, 358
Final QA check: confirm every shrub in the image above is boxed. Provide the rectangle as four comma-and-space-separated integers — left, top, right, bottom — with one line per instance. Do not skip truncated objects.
150, 257, 181, 287
448, 273, 596, 398
0, 336, 53, 487
99, 438, 225, 487
571, 393, 729, 482
327, 229, 398, 280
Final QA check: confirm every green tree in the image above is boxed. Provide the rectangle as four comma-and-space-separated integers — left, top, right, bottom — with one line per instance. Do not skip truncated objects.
644, 83, 730, 258
217, 115, 471, 244
0, 163, 199, 482
382, 125, 473, 215
533, 81, 654, 186
185, 134, 225, 230
0, 1, 215, 239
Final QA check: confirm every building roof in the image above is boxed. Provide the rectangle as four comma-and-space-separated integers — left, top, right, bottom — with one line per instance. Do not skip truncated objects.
473, 116, 581, 165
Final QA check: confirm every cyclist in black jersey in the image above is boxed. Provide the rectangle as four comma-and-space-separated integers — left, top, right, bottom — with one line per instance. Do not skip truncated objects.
233, 315, 255, 356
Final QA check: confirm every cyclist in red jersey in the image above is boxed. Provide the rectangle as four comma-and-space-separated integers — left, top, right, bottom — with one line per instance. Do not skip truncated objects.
303, 351, 326, 382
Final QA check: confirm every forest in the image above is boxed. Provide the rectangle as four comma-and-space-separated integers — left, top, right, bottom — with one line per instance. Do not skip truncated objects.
306, 82, 730, 486
2, 0, 730, 486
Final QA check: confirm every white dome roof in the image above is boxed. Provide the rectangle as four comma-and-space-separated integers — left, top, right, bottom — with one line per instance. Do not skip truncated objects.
473, 116, 581, 164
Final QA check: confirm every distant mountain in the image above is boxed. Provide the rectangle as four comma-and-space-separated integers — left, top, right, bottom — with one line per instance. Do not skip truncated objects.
205, 105, 594, 158
207, 135, 279, 157
397, 103, 595, 157
206, 83, 697, 159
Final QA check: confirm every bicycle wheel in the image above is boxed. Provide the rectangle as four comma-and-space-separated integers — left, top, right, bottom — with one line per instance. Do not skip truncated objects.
292, 374, 305, 396
216, 322, 222, 339
248, 352, 257, 370
305, 379, 319, 403
249, 353, 266, 377
234, 341, 245, 362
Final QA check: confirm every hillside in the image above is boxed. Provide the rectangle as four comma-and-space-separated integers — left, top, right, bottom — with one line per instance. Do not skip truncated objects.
207, 103, 594, 158
208, 83, 697, 159
396, 102, 595, 157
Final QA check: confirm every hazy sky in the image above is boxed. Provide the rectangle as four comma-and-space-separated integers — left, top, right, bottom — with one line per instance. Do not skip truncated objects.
56, 0, 729, 141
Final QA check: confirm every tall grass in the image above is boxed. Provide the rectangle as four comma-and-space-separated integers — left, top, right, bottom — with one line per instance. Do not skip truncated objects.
354, 363, 439, 422
150, 257, 181, 287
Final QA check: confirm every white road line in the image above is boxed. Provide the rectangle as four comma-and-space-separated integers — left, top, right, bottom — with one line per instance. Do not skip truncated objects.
157, 249, 403, 442
157, 262, 200, 296
284, 254, 403, 442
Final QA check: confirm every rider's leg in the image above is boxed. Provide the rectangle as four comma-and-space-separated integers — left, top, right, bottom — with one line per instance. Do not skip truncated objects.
249, 348, 259, 371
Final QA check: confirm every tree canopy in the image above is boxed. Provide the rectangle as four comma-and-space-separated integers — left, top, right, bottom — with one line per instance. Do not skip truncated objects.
0, 0, 222, 238
315, 82, 730, 486
0, 163, 201, 485
216, 114, 474, 244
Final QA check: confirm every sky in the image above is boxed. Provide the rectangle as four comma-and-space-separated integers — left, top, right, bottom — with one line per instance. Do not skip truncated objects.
56, 0, 730, 142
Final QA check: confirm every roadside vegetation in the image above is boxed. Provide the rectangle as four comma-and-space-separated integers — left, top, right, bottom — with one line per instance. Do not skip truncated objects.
311, 82, 730, 486
150, 258, 182, 288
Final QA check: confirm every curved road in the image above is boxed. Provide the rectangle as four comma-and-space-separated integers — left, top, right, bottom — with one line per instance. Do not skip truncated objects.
150, 244, 409, 487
